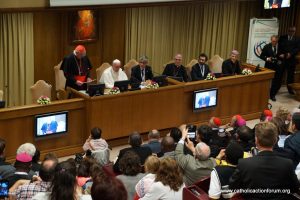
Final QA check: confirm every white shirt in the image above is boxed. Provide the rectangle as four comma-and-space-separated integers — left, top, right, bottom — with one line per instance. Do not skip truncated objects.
140, 181, 184, 200
99, 66, 128, 88
208, 169, 234, 199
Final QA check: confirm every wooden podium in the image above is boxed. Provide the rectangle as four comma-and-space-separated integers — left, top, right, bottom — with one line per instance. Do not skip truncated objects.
0, 67, 274, 161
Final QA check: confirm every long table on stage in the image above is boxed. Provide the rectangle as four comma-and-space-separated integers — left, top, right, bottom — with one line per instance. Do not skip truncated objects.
0, 68, 274, 160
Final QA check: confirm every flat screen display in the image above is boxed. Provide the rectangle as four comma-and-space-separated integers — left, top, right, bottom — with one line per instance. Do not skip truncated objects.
193, 88, 218, 112
34, 111, 68, 138
264, 0, 290, 9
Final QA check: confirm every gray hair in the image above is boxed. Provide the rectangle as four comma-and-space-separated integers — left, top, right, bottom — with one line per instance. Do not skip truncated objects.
17, 143, 36, 157
139, 55, 149, 63
148, 129, 160, 139
195, 142, 210, 161
112, 59, 121, 65
231, 50, 239, 56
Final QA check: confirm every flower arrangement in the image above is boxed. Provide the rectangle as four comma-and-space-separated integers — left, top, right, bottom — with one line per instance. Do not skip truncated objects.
242, 68, 253, 75
205, 73, 216, 80
37, 96, 51, 105
109, 87, 120, 95
146, 81, 159, 89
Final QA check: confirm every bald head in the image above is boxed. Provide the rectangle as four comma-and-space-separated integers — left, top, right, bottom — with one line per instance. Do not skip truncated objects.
195, 142, 210, 161
112, 59, 121, 72
174, 54, 182, 66
148, 129, 160, 140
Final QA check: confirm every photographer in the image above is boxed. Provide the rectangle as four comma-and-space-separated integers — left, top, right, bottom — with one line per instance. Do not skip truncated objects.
260, 35, 283, 102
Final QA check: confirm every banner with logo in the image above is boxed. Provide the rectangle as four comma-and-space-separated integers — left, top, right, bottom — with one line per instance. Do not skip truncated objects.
246, 18, 279, 67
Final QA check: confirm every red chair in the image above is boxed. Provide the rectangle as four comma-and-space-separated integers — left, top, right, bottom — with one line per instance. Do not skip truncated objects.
183, 185, 209, 200
194, 176, 210, 193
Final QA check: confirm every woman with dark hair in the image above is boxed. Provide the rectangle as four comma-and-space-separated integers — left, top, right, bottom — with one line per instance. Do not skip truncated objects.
140, 157, 184, 199
32, 160, 91, 200
91, 176, 127, 200
116, 151, 145, 200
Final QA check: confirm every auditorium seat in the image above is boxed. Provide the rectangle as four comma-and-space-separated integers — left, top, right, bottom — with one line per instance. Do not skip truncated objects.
30, 80, 52, 104
186, 59, 198, 80
124, 59, 138, 79
96, 62, 111, 82
208, 55, 223, 73
54, 61, 67, 100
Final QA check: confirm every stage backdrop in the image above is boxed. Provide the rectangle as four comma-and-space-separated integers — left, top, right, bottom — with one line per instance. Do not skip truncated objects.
246, 18, 279, 67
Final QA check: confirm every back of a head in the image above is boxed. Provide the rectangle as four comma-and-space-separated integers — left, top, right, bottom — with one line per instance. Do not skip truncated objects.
161, 136, 175, 153
129, 132, 142, 148
51, 160, 77, 200
91, 127, 102, 139
0, 139, 5, 157
271, 116, 288, 135
197, 125, 213, 144
276, 106, 290, 121
155, 157, 183, 191
91, 176, 127, 200
17, 143, 36, 157
148, 129, 160, 140
225, 141, 244, 165
195, 142, 211, 161
169, 127, 182, 143
144, 155, 160, 174
39, 159, 57, 182
292, 112, 300, 131
209, 117, 222, 128
119, 151, 141, 176
255, 122, 278, 148
237, 126, 253, 143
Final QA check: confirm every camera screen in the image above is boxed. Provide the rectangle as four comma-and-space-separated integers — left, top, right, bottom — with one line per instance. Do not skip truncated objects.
0, 180, 9, 197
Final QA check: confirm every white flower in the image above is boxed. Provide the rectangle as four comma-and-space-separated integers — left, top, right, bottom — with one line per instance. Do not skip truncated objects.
109, 87, 120, 95
242, 68, 253, 75
205, 73, 216, 80
37, 96, 51, 105
146, 81, 159, 89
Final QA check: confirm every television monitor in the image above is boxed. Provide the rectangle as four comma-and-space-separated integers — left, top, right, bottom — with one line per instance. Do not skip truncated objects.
152, 75, 168, 87
264, 0, 290, 9
34, 111, 68, 139
168, 76, 184, 82
87, 83, 105, 97
114, 80, 130, 92
193, 88, 218, 112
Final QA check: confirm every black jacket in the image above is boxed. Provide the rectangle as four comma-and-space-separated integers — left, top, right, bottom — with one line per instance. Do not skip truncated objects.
130, 65, 153, 83
191, 63, 210, 81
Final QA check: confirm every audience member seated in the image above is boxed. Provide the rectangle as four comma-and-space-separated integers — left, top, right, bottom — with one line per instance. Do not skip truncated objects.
76, 158, 94, 194
8, 152, 32, 188
135, 155, 160, 199
31, 149, 41, 173
209, 141, 244, 199
221, 50, 241, 75
276, 106, 292, 133
208, 117, 230, 157
229, 122, 300, 199
139, 157, 185, 200
91, 175, 127, 200
162, 53, 189, 82
32, 160, 92, 200
191, 53, 211, 81
142, 129, 161, 154
271, 117, 290, 148
116, 151, 145, 200
130, 55, 154, 84
83, 127, 108, 152
113, 132, 152, 173
175, 125, 216, 186
169, 126, 193, 155
196, 125, 218, 158
227, 114, 246, 137
0, 138, 15, 179
159, 136, 175, 159
235, 125, 255, 152
260, 109, 273, 122
284, 112, 300, 169
99, 59, 128, 88
14, 153, 58, 200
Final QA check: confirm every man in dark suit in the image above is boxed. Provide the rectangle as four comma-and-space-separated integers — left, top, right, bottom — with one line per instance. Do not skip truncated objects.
162, 54, 189, 82
229, 122, 300, 200
260, 35, 283, 101
113, 132, 152, 173
278, 26, 300, 94
191, 53, 211, 81
222, 50, 241, 75
130, 55, 154, 83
